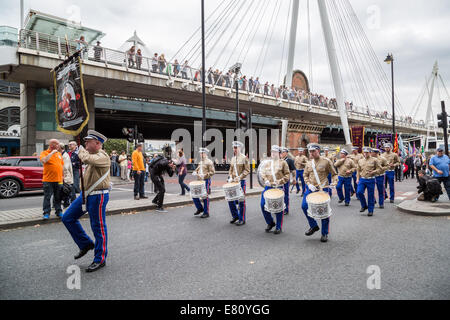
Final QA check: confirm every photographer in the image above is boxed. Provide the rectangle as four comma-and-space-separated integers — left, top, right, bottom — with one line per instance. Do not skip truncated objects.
150, 155, 176, 212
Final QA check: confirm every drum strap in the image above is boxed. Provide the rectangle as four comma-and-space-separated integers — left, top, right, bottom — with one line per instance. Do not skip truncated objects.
234, 155, 239, 178
270, 160, 277, 185
311, 160, 326, 189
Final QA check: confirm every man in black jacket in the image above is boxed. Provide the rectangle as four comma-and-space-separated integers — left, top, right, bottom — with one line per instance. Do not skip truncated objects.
150, 155, 176, 212
417, 170, 442, 202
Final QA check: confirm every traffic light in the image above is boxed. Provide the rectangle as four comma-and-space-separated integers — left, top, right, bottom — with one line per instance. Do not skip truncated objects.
437, 112, 448, 129
239, 112, 248, 130
137, 133, 144, 143
122, 127, 135, 143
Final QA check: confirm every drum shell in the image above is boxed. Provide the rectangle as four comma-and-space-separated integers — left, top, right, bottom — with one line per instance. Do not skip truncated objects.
189, 181, 207, 199
263, 189, 285, 214
223, 183, 244, 202
306, 192, 332, 220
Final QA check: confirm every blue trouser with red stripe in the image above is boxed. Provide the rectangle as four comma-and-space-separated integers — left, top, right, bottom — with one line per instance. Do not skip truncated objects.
62, 192, 109, 264
351, 171, 357, 195
385, 171, 395, 200
375, 175, 385, 207
327, 173, 333, 196
357, 178, 375, 213
301, 187, 331, 236
336, 176, 352, 204
193, 179, 211, 215
295, 170, 306, 194
283, 181, 290, 214
228, 180, 246, 222
261, 186, 284, 231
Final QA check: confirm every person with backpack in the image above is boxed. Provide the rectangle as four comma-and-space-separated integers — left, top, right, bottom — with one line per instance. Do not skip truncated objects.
417, 170, 442, 202
149, 155, 176, 212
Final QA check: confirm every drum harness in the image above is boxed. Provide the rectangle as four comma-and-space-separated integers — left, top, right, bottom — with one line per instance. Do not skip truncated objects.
311, 159, 327, 191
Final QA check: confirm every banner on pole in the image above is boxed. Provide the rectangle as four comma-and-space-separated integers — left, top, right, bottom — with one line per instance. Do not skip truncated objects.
351, 126, 365, 152
376, 134, 393, 150
53, 52, 89, 136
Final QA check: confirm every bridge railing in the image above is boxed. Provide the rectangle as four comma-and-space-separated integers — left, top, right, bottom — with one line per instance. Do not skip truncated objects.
16, 29, 429, 130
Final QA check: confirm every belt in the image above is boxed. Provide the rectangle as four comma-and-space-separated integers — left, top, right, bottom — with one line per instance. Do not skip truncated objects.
88, 189, 109, 196
360, 177, 375, 180
386, 170, 395, 172
338, 175, 351, 178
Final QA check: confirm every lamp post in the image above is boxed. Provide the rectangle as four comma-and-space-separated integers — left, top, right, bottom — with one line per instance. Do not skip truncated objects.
384, 53, 396, 141
201, 0, 206, 148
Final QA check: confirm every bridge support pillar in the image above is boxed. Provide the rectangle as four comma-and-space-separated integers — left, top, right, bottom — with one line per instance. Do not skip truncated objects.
19, 82, 36, 156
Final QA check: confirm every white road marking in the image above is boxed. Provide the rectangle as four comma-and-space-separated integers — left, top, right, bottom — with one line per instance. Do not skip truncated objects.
402, 192, 416, 196
395, 197, 406, 201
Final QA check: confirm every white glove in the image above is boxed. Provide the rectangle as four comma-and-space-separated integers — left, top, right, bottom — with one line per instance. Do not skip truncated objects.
192, 171, 197, 176
308, 184, 317, 192
233, 177, 240, 183
265, 180, 271, 187
199, 174, 205, 179
227, 177, 233, 183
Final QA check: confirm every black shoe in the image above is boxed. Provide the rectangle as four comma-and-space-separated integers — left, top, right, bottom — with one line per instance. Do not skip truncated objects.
140, 195, 149, 199
86, 262, 105, 273
296, 190, 300, 194
230, 217, 239, 224
338, 199, 344, 204
265, 222, 276, 233
134, 196, 140, 200
320, 235, 328, 243
301, 193, 304, 197
284, 211, 289, 216
351, 191, 355, 197
200, 213, 209, 219
274, 229, 282, 235
305, 226, 320, 236
345, 203, 349, 206
360, 207, 368, 213
152, 198, 158, 204
74, 242, 94, 260
379, 205, 384, 209
194, 209, 203, 216
368, 212, 374, 217
235, 220, 245, 226
390, 199, 394, 203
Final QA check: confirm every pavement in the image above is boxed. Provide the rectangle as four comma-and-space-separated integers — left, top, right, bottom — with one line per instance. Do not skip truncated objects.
0, 178, 449, 300
0, 173, 263, 230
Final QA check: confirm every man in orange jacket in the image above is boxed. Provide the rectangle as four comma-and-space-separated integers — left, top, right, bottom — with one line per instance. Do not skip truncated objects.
132, 143, 147, 200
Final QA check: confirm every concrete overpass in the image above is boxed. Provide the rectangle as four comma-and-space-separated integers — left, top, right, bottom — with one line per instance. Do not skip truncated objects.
0, 29, 432, 154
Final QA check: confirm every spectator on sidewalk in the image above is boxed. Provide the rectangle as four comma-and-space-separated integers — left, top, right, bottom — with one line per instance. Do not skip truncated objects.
110, 150, 120, 177
118, 150, 128, 180
58, 143, 75, 208
172, 150, 190, 196
429, 147, 450, 200
68, 141, 81, 194
40, 139, 64, 219
132, 143, 147, 200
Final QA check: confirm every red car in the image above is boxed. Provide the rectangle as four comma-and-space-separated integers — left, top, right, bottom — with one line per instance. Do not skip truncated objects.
0, 156, 43, 198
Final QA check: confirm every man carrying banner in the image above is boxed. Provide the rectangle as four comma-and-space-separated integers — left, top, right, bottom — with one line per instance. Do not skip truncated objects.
62, 130, 111, 273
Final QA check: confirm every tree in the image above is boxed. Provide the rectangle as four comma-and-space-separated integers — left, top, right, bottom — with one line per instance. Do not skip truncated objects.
103, 139, 133, 155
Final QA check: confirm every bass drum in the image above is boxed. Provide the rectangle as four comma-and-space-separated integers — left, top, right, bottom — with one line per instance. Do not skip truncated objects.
256, 159, 273, 188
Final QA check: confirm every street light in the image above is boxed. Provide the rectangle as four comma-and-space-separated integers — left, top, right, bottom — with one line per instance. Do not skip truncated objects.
230, 62, 242, 129
384, 53, 396, 142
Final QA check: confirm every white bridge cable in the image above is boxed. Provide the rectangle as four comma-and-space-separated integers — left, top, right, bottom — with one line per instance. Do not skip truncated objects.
410, 76, 431, 120
277, 0, 292, 86
204, 0, 251, 64
307, 0, 313, 91
169, 0, 228, 62
439, 75, 450, 101
235, 0, 269, 66
255, 0, 283, 80
210, 0, 258, 70
338, 0, 391, 112
330, 0, 383, 113
191, 0, 243, 67
327, 0, 367, 109
343, 0, 406, 117
181, 0, 239, 66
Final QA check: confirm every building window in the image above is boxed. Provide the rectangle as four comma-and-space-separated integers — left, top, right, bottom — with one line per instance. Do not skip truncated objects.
0, 106, 20, 131
36, 88, 57, 131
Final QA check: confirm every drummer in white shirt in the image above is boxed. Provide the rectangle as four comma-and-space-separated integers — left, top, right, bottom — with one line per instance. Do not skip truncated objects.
301, 143, 337, 243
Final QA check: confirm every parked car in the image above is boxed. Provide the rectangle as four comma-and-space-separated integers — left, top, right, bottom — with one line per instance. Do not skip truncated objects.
0, 156, 43, 198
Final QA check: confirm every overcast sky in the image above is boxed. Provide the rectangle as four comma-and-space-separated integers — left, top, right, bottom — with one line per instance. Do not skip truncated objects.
1, 0, 449, 121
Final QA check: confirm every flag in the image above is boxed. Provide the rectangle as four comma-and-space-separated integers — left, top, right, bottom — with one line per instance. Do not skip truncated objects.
53, 51, 89, 136
393, 133, 399, 153
351, 126, 365, 152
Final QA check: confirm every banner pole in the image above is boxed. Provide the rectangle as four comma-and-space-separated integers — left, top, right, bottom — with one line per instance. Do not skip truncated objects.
76, 135, 86, 206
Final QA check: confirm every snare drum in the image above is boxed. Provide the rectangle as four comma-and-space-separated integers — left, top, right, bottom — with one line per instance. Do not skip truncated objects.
306, 191, 332, 220
190, 181, 207, 199
223, 182, 244, 202
263, 188, 285, 214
